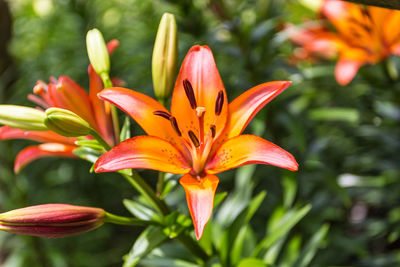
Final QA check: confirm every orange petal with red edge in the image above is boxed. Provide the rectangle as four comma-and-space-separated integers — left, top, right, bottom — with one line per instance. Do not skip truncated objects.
14, 143, 76, 173
88, 66, 114, 146
226, 81, 291, 139
94, 135, 190, 174
106, 39, 119, 54
98, 87, 187, 155
48, 77, 98, 130
206, 134, 298, 174
179, 173, 219, 240
0, 126, 76, 145
171, 45, 228, 139
335, 59, 362, 86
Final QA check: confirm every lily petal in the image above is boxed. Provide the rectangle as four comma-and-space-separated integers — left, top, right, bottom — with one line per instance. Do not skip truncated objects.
88, 66, 114, 146
94, 135, 190, 174
335, 58, 362, 85
48, 77, 98, 130
14, 143, 77, 173
226, 81, 291, 139
206, 134, 298, 174
171, 45, 228, 139
98, 87, 187, 154
0, 126, 76, 145
179, 173, 219, 240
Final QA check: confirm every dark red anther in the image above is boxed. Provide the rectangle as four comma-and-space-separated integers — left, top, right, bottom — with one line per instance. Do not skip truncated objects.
188, 130, 200, 147
215, 90, 224, 116
210, 125, 216, 138
153, 110, 171, 120
183, 79, 197, 109
170, 116, 182, 136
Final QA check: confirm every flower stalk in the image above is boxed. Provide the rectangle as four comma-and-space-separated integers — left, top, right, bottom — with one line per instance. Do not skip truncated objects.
104, 212, 153, 227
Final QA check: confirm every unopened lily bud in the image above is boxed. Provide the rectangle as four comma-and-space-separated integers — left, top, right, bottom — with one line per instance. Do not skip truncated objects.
0, 105, 47, 131
86, 28, 110, 75
152, 13, 178, 100
44, 108, 91, 137
0, 204, 105, 238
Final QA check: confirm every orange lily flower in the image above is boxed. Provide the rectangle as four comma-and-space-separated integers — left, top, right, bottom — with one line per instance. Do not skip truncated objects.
286, 0, 400, 85
94, 45, 298, 239
0, 41, 120, 172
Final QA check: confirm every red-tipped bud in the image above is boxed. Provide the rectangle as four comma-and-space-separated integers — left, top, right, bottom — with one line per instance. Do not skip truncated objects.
0, 204, 105, 238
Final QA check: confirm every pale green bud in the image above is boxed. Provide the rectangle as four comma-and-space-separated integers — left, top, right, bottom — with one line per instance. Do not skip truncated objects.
152, 13, 178, 100
86, 28, 110, 75
0, 105, 47, 131
44, 108, 91, 137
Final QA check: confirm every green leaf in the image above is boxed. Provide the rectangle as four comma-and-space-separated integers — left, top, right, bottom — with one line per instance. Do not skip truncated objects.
123, 226, 168, 267
220, 191, 267, 266
214, 192, 227, 208
279, 235, 302, 267
253, 204, 312, 257
308, 108, 360, 124
120, 116, 131, 141
282, 173, 297, 208
73, 146, 101, 163
294, 224, 329, 267
123, 199, 160, 222
237, 258, 267, 267
215, 165, 256, 226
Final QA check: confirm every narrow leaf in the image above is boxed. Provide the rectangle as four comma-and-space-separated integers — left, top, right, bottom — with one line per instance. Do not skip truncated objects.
123, 226, 168, 267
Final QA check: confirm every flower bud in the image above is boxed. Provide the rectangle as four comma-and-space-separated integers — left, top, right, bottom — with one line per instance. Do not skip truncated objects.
0, 105, 47, 131
86, 28, 110, 75
0, 204, 105, 238
44, 108, 91, 137
152, 13, 178, 100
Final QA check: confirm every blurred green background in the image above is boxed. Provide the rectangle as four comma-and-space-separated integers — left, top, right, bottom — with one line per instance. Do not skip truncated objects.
1, 0, 400, 266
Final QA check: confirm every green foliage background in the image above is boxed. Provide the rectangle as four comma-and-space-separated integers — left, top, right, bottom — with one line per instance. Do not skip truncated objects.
1, 0, 400, 266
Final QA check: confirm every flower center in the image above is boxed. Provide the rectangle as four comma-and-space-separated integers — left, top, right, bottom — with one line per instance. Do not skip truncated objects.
153, 79, 224, 178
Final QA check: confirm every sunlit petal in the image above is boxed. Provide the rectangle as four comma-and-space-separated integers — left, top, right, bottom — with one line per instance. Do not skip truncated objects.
48, 77, 98, 130
179, 173, 219, 240
14, 143, 77, 173
94, 135, 190, 174
98, 87, 187, 154
226, 81, 291, 139
0, 126, 76, 145
206, 134, 298, 174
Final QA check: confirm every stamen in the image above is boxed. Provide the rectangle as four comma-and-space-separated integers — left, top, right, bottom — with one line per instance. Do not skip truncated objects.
210, 125, 216, 138
27, 94, 50, 109
188, 130, 200, 147
169, 116, 182, 136
196, 107, 206, 144
215, 90, 224, 116
183, 79, 197, 109
153, 110, 171, 120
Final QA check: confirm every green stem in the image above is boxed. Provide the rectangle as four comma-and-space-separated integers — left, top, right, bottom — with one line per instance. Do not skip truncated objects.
101, 72, 120, 144
105, 212, 153, 226
156, 172, 165, 197
89, 129, 111, 151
